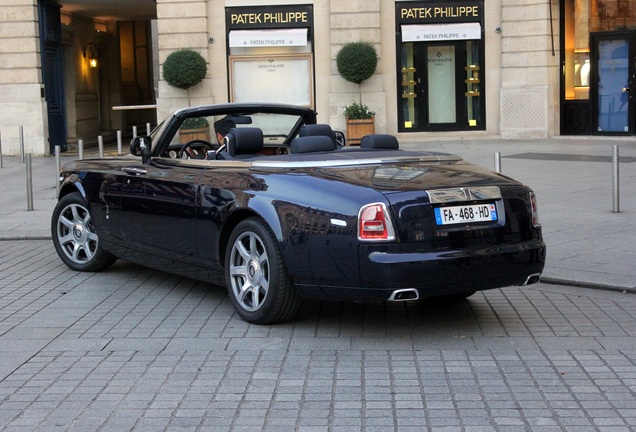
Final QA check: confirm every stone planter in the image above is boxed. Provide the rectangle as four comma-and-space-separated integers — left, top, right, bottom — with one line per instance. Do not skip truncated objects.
179, 127, 211, 144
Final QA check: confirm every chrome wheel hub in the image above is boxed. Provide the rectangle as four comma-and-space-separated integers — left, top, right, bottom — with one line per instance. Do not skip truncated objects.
229, 232, 269, 312
56, 202, 98, 265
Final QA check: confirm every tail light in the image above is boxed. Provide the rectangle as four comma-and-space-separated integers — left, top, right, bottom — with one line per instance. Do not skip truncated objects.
358, 203, 396, 241
530, 192, 540, 227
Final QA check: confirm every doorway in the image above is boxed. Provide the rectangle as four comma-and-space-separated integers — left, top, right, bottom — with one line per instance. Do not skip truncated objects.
38, 0, 67, 153
591, 31, 635, 134
399, 40, 484, 132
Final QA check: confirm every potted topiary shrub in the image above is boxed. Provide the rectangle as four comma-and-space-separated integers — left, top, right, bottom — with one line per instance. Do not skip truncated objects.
336, 42, 378, 145
342, 102, 375, 146
163, 49, 209, 143
162, 49, 208, 105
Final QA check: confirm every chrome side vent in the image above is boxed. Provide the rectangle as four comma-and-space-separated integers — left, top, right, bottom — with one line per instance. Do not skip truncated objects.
388, 288, 420, 301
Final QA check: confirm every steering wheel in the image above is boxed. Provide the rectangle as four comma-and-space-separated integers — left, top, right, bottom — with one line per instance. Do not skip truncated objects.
178, 139, 215, 159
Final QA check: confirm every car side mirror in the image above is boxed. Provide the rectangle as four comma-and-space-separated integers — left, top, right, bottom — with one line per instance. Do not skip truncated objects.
130, 136, 151, 162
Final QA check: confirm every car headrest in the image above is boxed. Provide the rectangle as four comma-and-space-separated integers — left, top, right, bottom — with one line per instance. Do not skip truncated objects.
298, 124, 337, 145
290, 136, 337, 154
225, 128, 263, 157
360, 134, 399, 150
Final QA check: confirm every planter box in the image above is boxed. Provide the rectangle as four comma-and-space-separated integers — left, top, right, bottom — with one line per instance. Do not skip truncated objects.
179, 127, 210, 144
346, 118, 375, 146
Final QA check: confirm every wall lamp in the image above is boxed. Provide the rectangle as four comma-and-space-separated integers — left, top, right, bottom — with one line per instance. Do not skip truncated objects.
84, 42, 98, 68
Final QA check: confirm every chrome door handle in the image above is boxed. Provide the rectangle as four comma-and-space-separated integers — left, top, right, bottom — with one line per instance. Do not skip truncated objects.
122, 167, 148, 176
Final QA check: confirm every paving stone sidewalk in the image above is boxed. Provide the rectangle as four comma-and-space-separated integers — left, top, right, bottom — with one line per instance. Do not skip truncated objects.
0, 239, 635, 431
1, 137, 636, 430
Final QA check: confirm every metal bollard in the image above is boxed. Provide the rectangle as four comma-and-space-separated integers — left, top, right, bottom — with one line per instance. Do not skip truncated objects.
612, 145, 620, 213
117, 130, 122, 155
26, 153, 34, 211
494, 152, 502, 173
55, 145, 61, 198
146, 122, 151, 136
78, 139, 84, 160
98, 135, 104, 158
19, 125, 25, 163
133, 125, 138, 139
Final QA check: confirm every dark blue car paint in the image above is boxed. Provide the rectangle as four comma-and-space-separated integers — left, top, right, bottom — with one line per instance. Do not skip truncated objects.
56, 103, 545, 303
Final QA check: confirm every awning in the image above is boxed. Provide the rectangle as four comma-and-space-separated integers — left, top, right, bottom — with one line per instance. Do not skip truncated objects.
401, 23, 481, 42
229, 28, 308, 48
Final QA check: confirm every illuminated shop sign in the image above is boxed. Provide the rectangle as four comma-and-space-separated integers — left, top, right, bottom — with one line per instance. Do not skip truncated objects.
226, 5, 313, 30
397, 1, 483, 24
402, 22, 482, 42
229, 29, 308, 48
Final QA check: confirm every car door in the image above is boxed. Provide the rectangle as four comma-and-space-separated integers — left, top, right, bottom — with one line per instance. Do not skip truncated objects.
117, 157, 203, 257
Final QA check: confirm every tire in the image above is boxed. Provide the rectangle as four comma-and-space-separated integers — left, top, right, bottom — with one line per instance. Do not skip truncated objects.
225, 218, 301, 324
51, 191, 116, 272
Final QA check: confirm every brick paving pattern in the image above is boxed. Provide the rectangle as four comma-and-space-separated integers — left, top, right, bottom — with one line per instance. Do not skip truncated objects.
1, 240, 635, 431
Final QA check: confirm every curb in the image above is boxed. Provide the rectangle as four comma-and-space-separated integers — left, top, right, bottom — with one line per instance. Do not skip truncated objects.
540, 277, 636, 295
0, 235, 52, 241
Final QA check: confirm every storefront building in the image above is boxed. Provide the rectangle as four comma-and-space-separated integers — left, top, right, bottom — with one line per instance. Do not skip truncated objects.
561, 0, 636, 135
0, 0, 631, 156
155, 0, 549, 142
395, 2, 486, 133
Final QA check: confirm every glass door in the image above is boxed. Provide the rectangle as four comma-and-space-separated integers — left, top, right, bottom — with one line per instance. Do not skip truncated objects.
398, 41, 484, 132
592, 32, 635, 134
427, 45, 457, 124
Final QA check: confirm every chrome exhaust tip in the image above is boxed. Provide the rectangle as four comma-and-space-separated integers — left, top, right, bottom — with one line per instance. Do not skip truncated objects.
522, 273, 542, 286
388, 288, 420, 301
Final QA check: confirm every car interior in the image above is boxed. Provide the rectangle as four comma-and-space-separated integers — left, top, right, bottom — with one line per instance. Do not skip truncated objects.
160, 112, 399, 161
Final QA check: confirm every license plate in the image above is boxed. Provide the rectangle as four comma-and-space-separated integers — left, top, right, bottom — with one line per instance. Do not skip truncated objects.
434, 203, 498, 225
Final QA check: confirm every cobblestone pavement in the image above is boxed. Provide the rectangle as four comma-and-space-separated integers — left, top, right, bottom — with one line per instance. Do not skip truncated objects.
1, 240, 635, 431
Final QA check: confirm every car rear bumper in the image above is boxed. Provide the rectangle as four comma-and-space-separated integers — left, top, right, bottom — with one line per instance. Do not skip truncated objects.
294, 238, 546, 301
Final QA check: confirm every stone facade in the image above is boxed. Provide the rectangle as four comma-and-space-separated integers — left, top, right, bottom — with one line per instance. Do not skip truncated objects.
0, 0, 48, 156
500, 0, 560, 138
0, 0, 562, 156
156, 0, 213, 121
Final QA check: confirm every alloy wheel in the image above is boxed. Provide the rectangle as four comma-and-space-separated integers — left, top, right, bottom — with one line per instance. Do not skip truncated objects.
56, 202, 99, 265
229, 231, 270, 312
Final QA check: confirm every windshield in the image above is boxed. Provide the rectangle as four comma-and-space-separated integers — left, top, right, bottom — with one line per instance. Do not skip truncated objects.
149, 120, 167, 152
165, 112, 303, 147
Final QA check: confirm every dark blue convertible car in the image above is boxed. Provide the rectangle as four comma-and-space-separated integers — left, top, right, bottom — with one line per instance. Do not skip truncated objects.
52, 103, 545, 324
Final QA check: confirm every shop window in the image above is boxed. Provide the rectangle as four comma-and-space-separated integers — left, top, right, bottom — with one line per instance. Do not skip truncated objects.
564, 0, 591, 100
564, 0, 636, 101
399, 40, 483, 131
226, 5, 314, 108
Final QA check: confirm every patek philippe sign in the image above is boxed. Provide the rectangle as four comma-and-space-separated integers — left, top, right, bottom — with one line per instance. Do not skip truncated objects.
229, 29, 308, 48
396, 1, 483, 24
226, 5, 314, 30
402, 23, 482, 42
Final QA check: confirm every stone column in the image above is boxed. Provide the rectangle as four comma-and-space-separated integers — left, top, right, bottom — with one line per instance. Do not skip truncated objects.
500, 0, 560, 138
329, 0, 385, 134
156, 0, 212, 120
0, 0, 48, 155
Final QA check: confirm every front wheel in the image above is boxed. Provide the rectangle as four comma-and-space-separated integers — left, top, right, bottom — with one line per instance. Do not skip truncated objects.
225, 218, 301, 324
51, 191, 116, 272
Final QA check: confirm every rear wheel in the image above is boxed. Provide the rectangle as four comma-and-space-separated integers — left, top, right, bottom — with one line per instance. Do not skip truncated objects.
225, 218, 301, 324
51, 192, 116, 272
